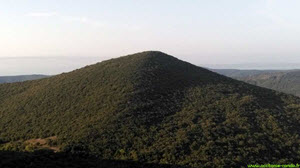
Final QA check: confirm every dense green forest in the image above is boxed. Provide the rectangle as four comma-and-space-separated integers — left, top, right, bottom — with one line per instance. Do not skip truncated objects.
214, 69, 300, 97
0, 150, 186, 168
0, 51, 300, 167
0, 75, 48, 83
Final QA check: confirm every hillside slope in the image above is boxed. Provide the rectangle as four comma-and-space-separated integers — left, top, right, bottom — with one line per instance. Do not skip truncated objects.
0, 75, 48, 83
239, 70, 300, 97
0, 51, 300, 167
213, 69, 300, 97
212, 69, 284, 78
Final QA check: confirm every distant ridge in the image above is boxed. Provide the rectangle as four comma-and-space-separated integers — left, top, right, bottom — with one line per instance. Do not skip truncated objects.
0, 51, 300, 167
213, 69, 300, 97
0, 75, 48, 83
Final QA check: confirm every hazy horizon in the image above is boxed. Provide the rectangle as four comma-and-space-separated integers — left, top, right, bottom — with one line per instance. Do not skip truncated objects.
1, 0, 300, 75
1, 56, 299, 76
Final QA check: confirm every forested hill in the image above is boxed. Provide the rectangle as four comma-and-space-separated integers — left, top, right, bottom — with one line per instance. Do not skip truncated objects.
0, 51, 300, 167
0, 75, 48, 83
213, 69, 300, 97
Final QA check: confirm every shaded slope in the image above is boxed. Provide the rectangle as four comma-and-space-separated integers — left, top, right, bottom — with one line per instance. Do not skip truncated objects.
0, 150, 186, 168
0, 51, 300, 167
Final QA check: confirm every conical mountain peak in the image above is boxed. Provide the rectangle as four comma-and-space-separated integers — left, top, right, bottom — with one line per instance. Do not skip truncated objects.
0, 52, 300, 167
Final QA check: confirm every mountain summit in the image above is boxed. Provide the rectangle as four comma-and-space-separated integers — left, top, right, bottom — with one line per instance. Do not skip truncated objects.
1, 51, 300, 167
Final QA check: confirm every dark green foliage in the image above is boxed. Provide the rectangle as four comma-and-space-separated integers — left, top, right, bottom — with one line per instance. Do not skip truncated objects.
0, 51, 300, 167
0, 150, 186, 168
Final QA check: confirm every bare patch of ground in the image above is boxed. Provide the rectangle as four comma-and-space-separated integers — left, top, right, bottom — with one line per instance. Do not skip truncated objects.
24, 136, 60, 152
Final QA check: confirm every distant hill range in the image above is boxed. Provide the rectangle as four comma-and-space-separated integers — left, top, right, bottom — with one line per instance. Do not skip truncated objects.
1, 52, 300, 167
213, 69, 300, 97
0, 75, 48, 83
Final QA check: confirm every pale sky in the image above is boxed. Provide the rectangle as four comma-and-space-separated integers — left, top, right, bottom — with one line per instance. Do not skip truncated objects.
1, 0, 300, 75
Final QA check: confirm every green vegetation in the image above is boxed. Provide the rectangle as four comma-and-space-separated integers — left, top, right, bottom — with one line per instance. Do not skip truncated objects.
213, 69, 300, 97
0, 75, 48, 83
0, 150, 184, 168
0, 51, 300, 167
